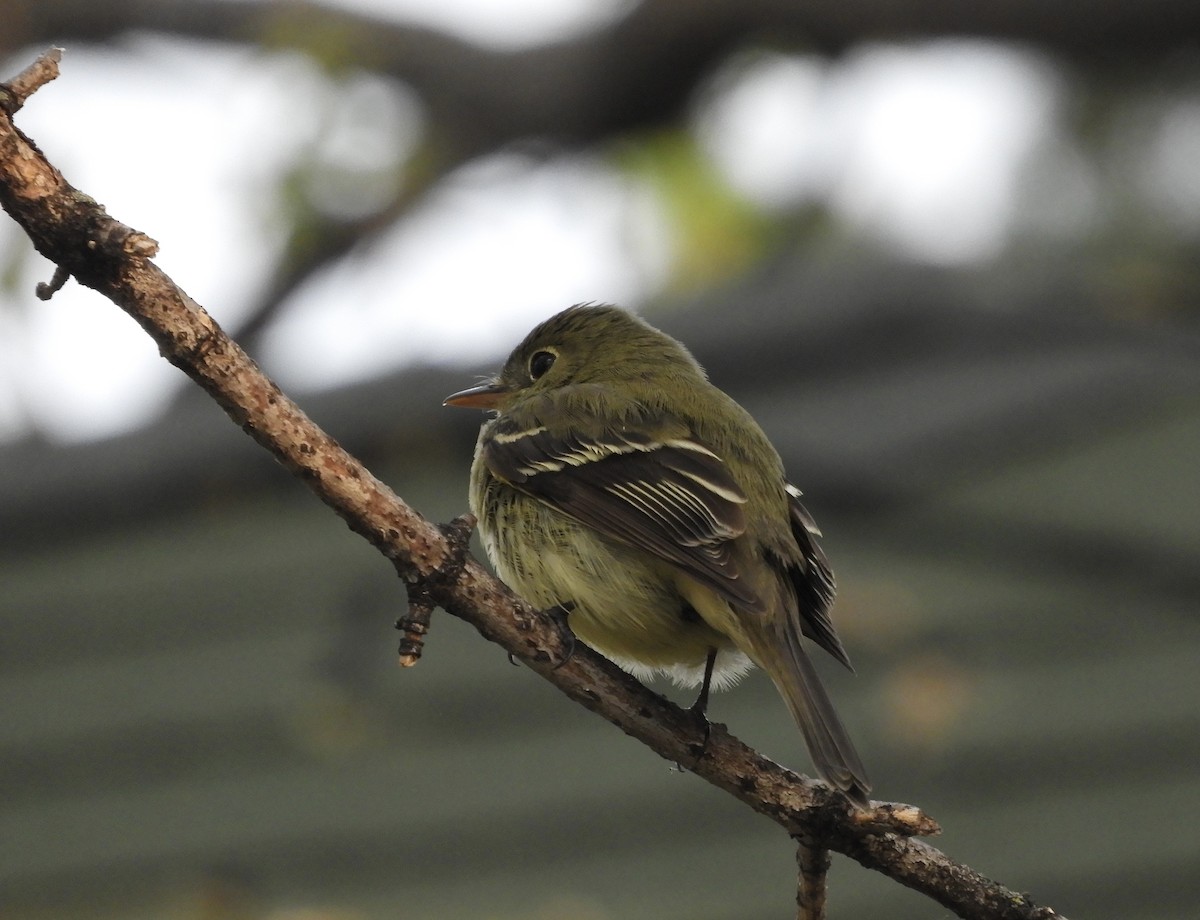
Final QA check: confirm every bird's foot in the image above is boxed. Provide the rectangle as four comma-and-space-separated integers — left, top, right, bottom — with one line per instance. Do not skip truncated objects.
507, 601, 577, 669
542, 601, 577, 669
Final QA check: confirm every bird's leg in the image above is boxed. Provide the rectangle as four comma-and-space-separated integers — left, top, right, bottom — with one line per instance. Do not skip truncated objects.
690, 647, 718, 717
684, 647, 718, 761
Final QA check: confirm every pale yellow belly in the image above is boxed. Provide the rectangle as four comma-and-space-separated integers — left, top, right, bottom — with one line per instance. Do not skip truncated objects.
476, 481, 752, 688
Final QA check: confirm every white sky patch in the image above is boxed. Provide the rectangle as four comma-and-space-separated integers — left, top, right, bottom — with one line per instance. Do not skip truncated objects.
698, 42, 1058, 264
826, 42, 1058, 263
696, 52, 830, 208
323, 0, 630, 49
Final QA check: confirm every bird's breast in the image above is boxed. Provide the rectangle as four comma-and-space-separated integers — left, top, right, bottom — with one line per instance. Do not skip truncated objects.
472, 475, 739, 676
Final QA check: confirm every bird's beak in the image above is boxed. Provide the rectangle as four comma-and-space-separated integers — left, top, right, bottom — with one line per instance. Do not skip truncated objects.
444, 381, 509, 410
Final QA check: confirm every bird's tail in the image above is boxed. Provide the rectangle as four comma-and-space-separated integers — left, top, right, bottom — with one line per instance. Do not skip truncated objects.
756, 628, 871, 809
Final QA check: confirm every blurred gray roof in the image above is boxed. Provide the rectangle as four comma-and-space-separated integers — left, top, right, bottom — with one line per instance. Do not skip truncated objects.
2, 256, 1199, 919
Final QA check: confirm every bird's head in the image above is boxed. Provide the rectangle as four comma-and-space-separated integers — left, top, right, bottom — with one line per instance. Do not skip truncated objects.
444, 303, 704, 412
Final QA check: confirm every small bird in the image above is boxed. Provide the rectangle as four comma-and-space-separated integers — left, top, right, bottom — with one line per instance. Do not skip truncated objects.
445, 304, 870, 807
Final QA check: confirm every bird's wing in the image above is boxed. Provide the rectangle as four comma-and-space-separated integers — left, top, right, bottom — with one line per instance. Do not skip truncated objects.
783, 483, 850, 670
482, 419, 763, 610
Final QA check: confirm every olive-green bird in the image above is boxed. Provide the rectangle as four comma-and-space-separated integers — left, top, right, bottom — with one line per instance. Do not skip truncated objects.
445, 304, 870, 807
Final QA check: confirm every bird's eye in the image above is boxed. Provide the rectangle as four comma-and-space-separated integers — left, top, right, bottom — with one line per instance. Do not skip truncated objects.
529, 350, 557, 380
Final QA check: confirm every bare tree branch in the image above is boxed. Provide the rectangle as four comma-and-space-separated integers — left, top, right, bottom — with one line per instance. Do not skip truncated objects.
2, 45, 62, 110
0, 50, 1069, 920
796, 838, 831, 920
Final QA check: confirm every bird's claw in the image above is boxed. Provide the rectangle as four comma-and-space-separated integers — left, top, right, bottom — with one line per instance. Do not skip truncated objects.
543, 601, 577, 669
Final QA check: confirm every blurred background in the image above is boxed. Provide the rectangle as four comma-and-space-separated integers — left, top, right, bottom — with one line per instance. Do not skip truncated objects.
2, 1, 1199, 918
